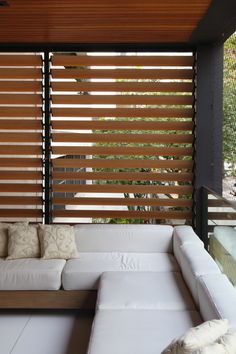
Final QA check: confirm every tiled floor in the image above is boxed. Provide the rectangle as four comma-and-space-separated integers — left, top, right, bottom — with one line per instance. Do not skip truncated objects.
0, 311, 94, 354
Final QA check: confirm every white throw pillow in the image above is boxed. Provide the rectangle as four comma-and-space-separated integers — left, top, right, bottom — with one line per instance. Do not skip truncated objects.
192, 342, 227, 354
38, 224, 79, 260
218, 329, 236, 353
7, 224, 39, 260
161, 319, 229, 354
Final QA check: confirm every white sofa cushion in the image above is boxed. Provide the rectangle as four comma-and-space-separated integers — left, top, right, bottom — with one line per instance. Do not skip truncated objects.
0, 258, 66, 290
197, 273, 236, 328
74, 224, 174, 253
62, 252, 179, 290
97, 271, 196, 311
173, 226, 204, 266
87, 309, 202, 354
178, 243, 220, 306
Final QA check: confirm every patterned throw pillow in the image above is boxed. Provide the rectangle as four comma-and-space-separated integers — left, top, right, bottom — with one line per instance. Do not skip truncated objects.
161, 319, 229, 354
7, 224, 39, 260
38, 224, 79, 260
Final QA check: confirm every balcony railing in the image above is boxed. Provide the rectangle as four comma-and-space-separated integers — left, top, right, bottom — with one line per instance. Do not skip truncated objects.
202, 186, 236, 286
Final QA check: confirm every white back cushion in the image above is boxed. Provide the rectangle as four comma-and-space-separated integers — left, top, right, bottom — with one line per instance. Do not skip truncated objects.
197, 273, 236, 328
179, 243, 220, 306
173, 226, 204, 266
74, 224, 173, 253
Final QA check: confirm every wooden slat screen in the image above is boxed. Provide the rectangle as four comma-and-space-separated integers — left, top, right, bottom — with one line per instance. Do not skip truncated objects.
0, 54, 43, 222
50, 52, 195, 224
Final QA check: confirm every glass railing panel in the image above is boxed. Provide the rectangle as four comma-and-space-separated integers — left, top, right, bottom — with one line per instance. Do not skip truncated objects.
204, 187, 236, 286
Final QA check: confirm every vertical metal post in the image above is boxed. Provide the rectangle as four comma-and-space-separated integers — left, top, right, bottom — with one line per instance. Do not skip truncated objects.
194, 43, 224, 239
43, 51, 51, 224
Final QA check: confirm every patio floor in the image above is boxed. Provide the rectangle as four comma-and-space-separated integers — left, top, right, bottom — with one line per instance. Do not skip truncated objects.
0, 310, 94, 354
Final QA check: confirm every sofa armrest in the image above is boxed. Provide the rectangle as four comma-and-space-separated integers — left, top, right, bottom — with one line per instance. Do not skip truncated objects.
173, 226, 204, 266
197, 273, 236, 329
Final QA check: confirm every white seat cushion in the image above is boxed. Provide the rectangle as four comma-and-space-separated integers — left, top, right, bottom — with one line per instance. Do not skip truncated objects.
173, 226, 204, 266
178, 244, 220, 305
197, 273, 236, 328
74, 224, 173, 253
0, 258, 66, 290
62, 252, 180, 290
87, 309, 202, 354
97, 271, 196, 311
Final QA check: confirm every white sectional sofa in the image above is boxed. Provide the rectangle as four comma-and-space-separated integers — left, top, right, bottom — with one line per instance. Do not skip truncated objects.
0, 224, 236, 353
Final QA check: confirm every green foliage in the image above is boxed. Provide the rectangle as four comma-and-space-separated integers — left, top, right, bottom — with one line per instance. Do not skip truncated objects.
223, 34, 236, 173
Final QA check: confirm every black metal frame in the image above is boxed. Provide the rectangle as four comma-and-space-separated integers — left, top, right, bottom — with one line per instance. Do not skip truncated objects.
194, 43, 224, 239
43, 51, 52, 224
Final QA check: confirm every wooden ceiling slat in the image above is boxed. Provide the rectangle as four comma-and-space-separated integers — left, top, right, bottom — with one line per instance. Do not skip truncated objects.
0, 0, 212, 44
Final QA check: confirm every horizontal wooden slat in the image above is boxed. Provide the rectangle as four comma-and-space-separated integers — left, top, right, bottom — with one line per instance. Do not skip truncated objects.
52, 146, 193, 157
52, 120, 193, 131
0, 196, 42, 205
51, 81, 194, 93
208, 199, 232, 207
0, 94, 42, 105
52, 55, 194, 67
52, 184, 193, 194
0, 209, 42, 217
0, 146, 42, 155
52, 158, 193, 169
52, 171, 193, 182
0, 107, 42, 117
52, 209, 192, 220
52, 94, 193, 106
53, 197, 193, 207
0, 55, 42, 67
53, 133, 193, 144
208, 212, 236, 220
0, 133, 42, 142
0, 120, 42, 130
0, 184, 42, 192
0, 68, 42, 79
51, 68, 193, 80
0, 171, 42, 180
52, 108, 193, 118
0, 81, 42, 92
0, 158, 42, 167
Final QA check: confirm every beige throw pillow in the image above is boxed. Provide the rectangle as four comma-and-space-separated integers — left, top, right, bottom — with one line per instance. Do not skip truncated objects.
161, 319, 229, 354
38, 224, 78, 260
7, 224, 39, 260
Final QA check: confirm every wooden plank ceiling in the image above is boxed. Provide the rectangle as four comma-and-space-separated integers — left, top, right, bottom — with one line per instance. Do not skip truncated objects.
0, 0, 212, 44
